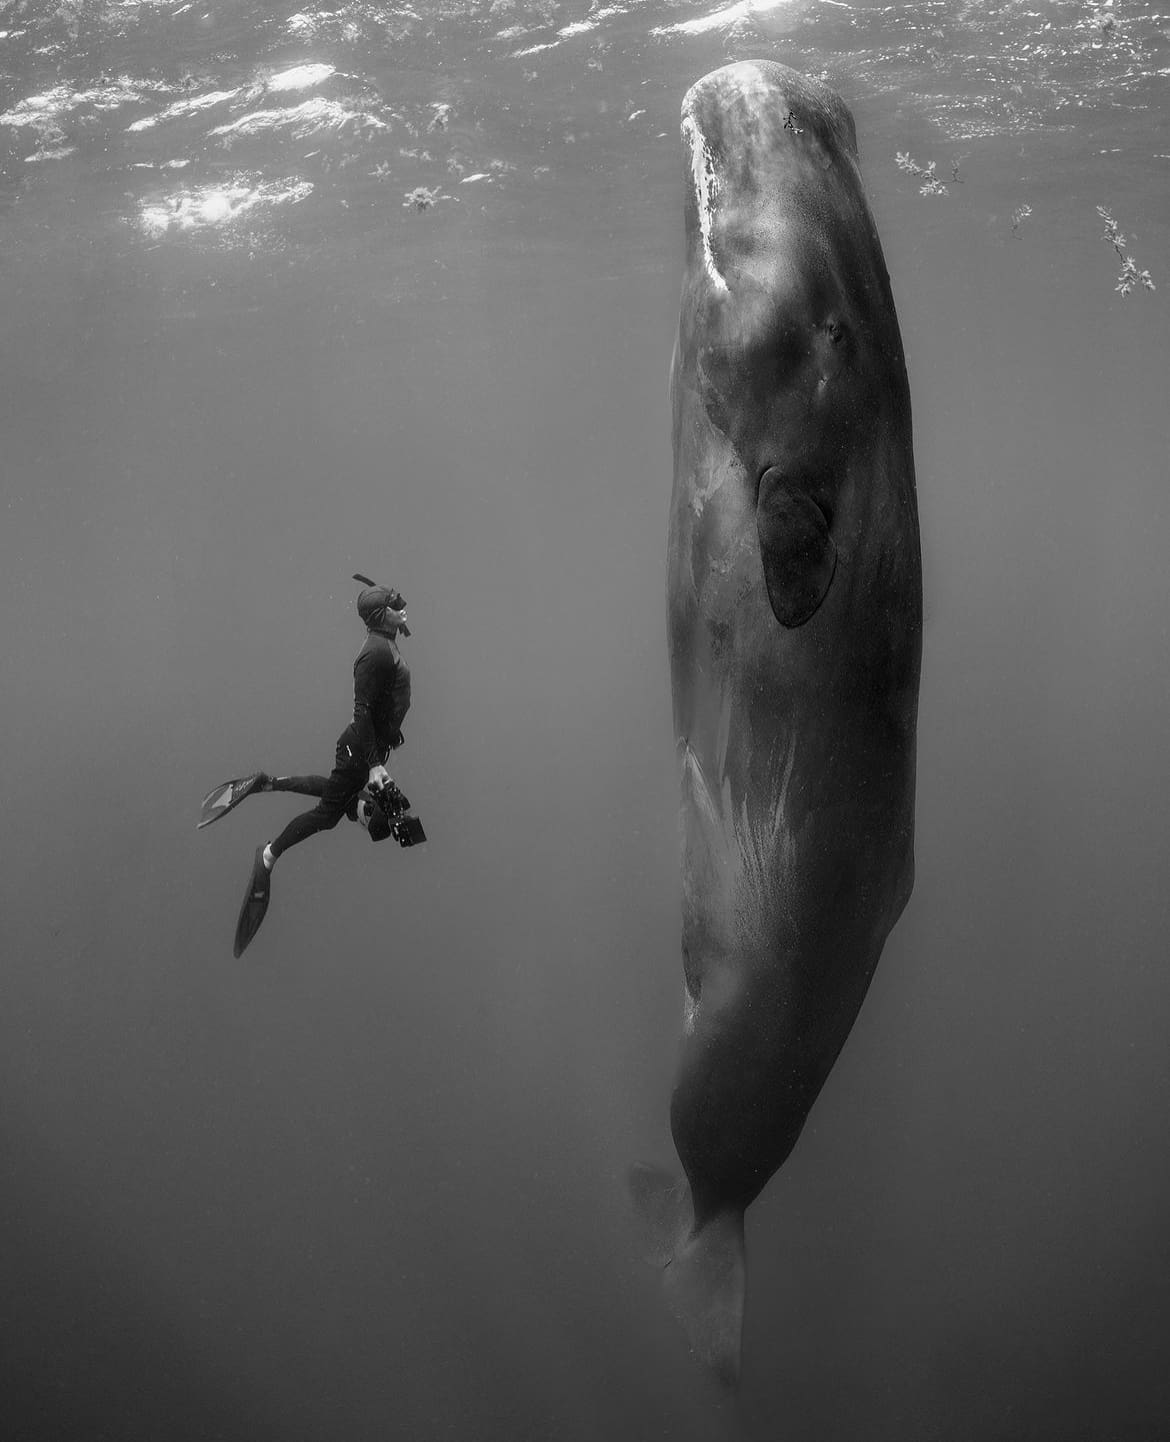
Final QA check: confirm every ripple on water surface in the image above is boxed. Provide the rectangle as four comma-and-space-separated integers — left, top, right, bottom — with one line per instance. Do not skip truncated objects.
0, 0, 1166, 252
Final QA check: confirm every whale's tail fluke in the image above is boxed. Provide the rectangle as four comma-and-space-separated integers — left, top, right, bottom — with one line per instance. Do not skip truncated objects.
628, 1163, 746, 1387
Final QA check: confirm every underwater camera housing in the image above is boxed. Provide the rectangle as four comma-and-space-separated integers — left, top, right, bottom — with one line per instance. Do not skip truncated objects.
367, 780, 426, 848
389, 813, 426, 847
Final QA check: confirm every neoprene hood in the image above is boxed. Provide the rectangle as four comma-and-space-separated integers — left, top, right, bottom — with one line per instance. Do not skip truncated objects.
352, 573, 410, 635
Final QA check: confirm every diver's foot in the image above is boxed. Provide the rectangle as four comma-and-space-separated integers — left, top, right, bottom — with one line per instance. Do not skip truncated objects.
233, 845, 273, 958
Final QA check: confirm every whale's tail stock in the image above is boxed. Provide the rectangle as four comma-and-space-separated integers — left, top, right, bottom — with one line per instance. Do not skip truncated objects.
628, 1162, 746, 1387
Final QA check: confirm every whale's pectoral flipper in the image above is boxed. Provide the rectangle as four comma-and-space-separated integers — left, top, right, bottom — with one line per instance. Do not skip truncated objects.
756, 466, 838, 628
628, 1164, 746, 1387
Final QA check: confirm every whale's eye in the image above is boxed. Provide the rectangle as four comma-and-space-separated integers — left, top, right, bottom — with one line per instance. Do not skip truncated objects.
825, 319, 844, 345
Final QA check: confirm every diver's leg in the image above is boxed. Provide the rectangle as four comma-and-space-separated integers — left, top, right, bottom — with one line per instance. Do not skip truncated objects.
234, 735, 361, 955
266, 775, 362, 858
269, 775, 328, 798
265, 732, 366, 864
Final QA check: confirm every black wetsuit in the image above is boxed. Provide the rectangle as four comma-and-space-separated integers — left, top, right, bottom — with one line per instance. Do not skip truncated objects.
269, 628, 411, 859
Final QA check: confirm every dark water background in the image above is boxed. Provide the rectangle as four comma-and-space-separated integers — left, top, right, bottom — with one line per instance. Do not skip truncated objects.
2, 1, 1168, 1437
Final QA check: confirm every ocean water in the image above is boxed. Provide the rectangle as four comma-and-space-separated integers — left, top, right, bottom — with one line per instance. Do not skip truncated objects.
1, 1, 1168, 1438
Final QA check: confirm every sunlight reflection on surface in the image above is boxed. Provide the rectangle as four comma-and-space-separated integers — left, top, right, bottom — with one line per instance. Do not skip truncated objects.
138, 176, 314, 236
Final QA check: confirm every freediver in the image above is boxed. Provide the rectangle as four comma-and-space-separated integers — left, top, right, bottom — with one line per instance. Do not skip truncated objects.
213, 575, 415, 957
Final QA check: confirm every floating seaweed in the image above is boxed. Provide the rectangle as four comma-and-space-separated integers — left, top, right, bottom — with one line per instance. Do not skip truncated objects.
403, 185, 443, 211
1097, 206, 1156, 296
895, 151, 947, 197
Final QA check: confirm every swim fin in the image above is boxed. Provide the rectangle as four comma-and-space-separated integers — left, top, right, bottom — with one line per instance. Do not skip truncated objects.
233, 846, 272, 958
197, 773, 268, 830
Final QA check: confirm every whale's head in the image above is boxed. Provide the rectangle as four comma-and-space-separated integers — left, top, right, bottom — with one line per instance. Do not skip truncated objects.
675, 60, 911, 631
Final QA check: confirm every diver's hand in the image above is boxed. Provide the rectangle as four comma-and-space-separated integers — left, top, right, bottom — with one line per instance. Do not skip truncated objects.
368, 764, 390, 792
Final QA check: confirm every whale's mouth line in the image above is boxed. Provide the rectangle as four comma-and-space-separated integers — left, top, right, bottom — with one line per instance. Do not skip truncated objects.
681, 110, 728, 294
